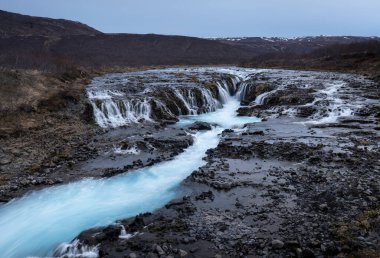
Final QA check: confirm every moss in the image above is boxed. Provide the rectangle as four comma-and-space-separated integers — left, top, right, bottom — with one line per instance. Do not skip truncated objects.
335, 209, 380, 254
28, 164, 41, 173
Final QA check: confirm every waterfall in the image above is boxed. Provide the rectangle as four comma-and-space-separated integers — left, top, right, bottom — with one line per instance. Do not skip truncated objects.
216, 81, 230, 104
306, 82, 356, 124
119, 225, 136, 240
199, 87, 221, 113
88, 85, 229, 127
90, 96, 152, 128
235, 82, 250, 101
87, 70, 248, 128
53, 239, 99, 258
230, 77, 239, 94
254, 91, 273, 105
174, 89, 196, 115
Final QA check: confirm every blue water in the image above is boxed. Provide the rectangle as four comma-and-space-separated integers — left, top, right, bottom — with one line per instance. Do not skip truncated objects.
0, 97, 260, 258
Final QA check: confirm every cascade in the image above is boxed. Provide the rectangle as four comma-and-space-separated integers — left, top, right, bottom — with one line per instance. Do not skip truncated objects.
53, 239, 99, 258
88, 75, 243, 127
254, 91, 273, 105
235, 82, 250, 101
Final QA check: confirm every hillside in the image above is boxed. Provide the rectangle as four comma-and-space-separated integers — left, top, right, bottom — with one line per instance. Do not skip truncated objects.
243, 39, 380, 82
2, 10, 378, 72
0, 34, 255, 71
0, 10, 101, 37
216, 36, 378, 56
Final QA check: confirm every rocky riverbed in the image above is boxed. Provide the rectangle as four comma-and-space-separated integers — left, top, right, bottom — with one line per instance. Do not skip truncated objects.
1, 67, 379, 258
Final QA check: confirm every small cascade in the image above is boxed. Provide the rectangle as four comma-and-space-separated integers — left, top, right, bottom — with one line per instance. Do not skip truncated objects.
230, 77, 240, 94
171, 87, 221, 115
198, 87, 221, 112
89, 91, 152, 128
216, 81, 231, 103
119, 225, 136, 240
173, 89, 198, 115
304, 82, 357, 124
235, 82, 250, 101
254, 91, 273, 105
53, 239, 99, 258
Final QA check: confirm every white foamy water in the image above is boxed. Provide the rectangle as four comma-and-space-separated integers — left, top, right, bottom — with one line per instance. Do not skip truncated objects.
86, 67, 265, 128
113, 145, 140, 155
176, 95, 260, 128
304, 81, 358, 124
0, 96, 259, 258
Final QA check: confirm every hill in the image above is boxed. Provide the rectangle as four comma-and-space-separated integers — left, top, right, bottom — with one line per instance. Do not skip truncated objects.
0, 33, 255, 71
0, 10, 101, 37
216, 36, 377, 56
1, 10, 378, 72
242, 39, 380, 82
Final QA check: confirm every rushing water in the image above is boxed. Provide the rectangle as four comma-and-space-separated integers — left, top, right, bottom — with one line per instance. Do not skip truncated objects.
0, 94, 259, 258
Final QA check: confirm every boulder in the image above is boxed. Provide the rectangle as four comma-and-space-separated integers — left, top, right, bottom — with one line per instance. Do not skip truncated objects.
272, 239, 284, 249
188, 121, 212, 131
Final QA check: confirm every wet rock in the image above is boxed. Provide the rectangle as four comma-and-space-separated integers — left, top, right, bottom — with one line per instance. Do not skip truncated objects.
178, 249, 188, 257
264, 88, 315, 106
195, 191, 214, 201
188, 121, 213, 131
0, 158, 12, 165
129, 253, 138, 258
302, 248, 315, 258
102, 225, 121, 240
271, 239, 284, 249
240, 83, 274, 103
156, 245, 165, 255
298, 106, 317, 117
319, 203, 328, 211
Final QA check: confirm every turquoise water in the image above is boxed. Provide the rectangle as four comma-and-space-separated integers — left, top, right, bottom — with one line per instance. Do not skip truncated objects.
0, 96, 259, 258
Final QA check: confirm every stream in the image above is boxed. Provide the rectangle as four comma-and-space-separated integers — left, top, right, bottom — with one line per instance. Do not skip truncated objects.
0, 92, 260, 257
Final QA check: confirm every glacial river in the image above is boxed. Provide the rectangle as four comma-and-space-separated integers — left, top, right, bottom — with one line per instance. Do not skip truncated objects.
0, 95, 259, 258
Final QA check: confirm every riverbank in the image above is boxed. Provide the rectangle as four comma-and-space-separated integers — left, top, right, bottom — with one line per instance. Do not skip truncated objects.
0, 66, 189, 201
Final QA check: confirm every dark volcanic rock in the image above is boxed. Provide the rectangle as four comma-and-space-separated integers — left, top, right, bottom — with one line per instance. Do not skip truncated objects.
188, 121, 213, 131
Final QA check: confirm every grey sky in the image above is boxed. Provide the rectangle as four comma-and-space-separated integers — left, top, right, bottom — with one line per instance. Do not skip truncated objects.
0, 0, 379, 37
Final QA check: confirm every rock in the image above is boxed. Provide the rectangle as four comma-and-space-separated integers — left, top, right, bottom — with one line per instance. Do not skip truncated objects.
129, 253, 138, 258
302, 248, 315, 258
156, 245, 165, 255
188, 121, 212, 131
0, 158, 12, 165
146, 253, 158, 258
319, 203, 328, 211
179, 249, 188, 257
272, 239, 284, 249
295, 248, 302, 258
214, 254, 222, 258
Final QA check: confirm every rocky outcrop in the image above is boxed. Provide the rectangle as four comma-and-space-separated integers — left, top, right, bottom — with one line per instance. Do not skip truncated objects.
262, 88, 315, 106
188, 121, 213, 131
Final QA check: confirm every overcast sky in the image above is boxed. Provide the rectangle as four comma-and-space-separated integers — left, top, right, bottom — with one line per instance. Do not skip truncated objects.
1, 0, 379, 37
